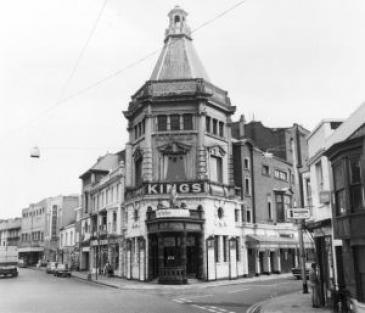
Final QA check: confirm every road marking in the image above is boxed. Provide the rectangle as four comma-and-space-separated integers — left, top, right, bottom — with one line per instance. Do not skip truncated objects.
227, 288, 249, 293
187, 294, 213, 298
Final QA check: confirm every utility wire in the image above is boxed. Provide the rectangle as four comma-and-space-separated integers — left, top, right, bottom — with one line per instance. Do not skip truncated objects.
191, 0, 248, 34
57, 0, 109, 100
0, 0, 249, 142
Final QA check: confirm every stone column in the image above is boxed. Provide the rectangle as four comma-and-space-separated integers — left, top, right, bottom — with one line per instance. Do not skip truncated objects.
143, 106, 153, 182
229, 238, 237, 279
90, 246, 95, 273
139, 238, 145, 281
274, 249, 281, 273
125, 143, 132, 188
126, 240, 131, 279
197, 102, 207, 179
255, 250, 261, 275
294, 248, 299, 267
206, 237, 216, 280
241, 246, 249, 276
263, 250, 271, 274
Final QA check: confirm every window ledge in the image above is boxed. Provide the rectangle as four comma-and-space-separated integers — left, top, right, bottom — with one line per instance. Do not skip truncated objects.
205, 132, 227, 142
152, 130, 198, 136
132, 135, 145, 145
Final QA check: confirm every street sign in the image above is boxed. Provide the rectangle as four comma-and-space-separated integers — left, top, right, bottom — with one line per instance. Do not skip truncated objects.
287, 208, 311, 219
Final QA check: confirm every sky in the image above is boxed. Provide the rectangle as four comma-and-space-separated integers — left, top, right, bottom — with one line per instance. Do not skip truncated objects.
1, 0, 365, 219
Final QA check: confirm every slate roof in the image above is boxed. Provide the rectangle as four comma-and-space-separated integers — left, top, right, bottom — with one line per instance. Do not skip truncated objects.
150, 6, 209, 81
325, 102, 365, 150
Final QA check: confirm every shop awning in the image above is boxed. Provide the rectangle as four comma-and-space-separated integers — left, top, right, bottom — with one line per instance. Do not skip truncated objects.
246, 234, 314, 250
18, 247, 44, 253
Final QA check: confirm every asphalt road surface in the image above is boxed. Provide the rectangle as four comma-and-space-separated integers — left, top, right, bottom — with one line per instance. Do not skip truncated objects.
0, 269, 301, 313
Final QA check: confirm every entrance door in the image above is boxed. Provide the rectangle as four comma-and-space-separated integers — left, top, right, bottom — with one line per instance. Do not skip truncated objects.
270, 251, 275, 273
259, 251, 265, 274
149, 236, 159, 279
186, 246, 197, 277
248, 248, 256, 276
186, 235, 198, 278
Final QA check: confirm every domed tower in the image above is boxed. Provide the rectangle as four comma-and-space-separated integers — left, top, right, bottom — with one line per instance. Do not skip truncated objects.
123, 7, 242, 284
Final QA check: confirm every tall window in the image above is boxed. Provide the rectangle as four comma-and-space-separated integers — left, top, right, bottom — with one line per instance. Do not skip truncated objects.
166, 155, 186, 181
219, 121, 224, 137
135, 157, 142, 186
349, 155, 364, 212
214, 236, 220, 262
170, 114, 180, 130
235, 209, 240, 222
268, 201, 272, 220
275, 193, 291, 222
134, 125, 138, 140
206, 116, 211, 132
315, 160, 324, 191
223, 236, 228, 262
157, 115, 167, 131
236, 237, 240, 261
183, 114, 193, 130
246, 209, 252, 223
210, 155, 223, 182
244, 158, 249, 169
212, 119, 218, 135
333, 160, 346, 216
245, 178, 250, 195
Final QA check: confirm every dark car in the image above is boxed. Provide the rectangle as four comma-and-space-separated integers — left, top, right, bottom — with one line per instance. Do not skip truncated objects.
46, 262, 58, 274
54, 264, 71, 277
291, 262, 311, 280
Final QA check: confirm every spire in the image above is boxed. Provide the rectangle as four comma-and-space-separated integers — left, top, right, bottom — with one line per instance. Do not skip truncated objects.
150, 6, 210, 81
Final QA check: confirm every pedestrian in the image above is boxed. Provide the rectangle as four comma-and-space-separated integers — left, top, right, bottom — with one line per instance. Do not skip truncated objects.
309, 262, 320, 308
104, 261, 112, 277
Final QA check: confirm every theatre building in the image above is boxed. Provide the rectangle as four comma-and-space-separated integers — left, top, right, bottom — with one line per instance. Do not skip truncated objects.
122, 6, 243, 283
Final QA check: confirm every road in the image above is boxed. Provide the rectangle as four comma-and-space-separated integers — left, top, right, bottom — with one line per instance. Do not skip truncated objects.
0, 269, 301, 313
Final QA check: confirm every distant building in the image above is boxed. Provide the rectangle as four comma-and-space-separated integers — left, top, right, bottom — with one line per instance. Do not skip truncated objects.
19, 195, 79, 265
232, 118, 314, 277
0, 218, 21, 246
325, 103, 365, 307
79, 152, 125, 276
59, 222, 76, 269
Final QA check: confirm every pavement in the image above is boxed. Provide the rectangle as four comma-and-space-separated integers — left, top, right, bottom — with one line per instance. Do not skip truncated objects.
70, 269, 293, 290
249, 290, 332, 313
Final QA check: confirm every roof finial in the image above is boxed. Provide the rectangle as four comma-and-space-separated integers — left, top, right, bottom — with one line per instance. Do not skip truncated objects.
165, 6, 191, 42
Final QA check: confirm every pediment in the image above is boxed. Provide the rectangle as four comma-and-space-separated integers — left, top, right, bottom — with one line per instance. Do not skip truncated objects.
157, 141, 191, 154
207, 145, 226, 157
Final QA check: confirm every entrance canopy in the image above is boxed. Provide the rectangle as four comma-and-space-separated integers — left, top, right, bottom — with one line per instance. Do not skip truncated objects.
18, 247, 44, 253
246, 234, 314, 250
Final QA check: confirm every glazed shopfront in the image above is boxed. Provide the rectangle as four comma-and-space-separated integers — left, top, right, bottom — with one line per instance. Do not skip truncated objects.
146, 207, 204, 284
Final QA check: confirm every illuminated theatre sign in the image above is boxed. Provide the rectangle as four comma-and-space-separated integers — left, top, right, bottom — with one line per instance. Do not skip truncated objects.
126, 182, 206, 199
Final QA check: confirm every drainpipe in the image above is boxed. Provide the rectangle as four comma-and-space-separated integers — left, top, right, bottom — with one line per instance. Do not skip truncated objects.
249, 144, 256, 223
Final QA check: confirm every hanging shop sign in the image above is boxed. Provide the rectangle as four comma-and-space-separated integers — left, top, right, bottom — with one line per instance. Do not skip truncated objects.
287, 208, 311, 219
126, 181, 205, 199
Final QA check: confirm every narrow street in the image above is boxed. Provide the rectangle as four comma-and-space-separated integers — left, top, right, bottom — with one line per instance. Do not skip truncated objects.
0, 269, 301, 313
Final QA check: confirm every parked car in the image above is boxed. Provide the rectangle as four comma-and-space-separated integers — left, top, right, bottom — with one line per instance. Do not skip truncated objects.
46, 262, 58, 274
54, 264, 71, 278
291, 262, 311, 280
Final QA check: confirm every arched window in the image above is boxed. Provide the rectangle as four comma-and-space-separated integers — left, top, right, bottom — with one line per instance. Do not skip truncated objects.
174, 15, 180, 23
